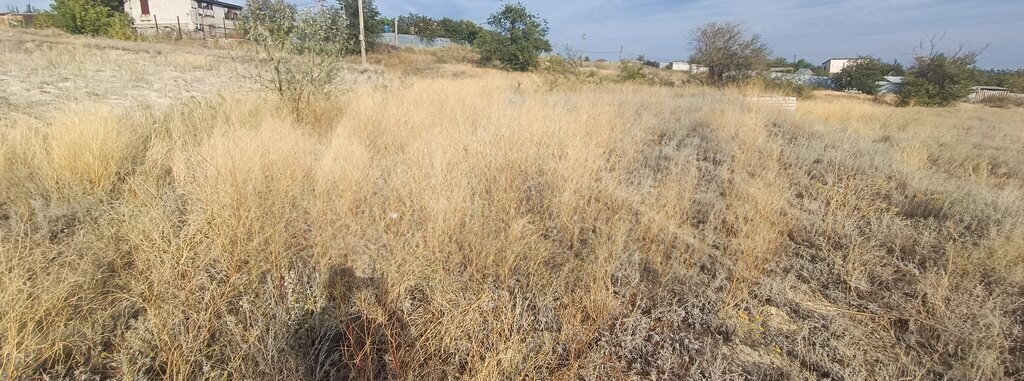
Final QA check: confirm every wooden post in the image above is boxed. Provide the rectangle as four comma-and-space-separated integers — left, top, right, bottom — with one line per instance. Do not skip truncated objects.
222, 17, 227, 38
393, 18, 398, 47
176, 16, 182, 39
154, 15, 160, 35
357, 0, 366, 66
201, 23, 206, 39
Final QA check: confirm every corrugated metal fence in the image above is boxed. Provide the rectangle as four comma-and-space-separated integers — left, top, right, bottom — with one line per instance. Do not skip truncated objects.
767, 72, 833, 89
375, 33, 466, 49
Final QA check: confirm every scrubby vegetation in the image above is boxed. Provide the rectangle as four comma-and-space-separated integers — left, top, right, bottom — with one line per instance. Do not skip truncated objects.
2, 29, 1024, 380
899, 46, 981, 107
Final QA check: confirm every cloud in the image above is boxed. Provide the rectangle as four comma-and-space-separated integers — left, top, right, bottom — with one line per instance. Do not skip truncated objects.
375, 0, 1023, 67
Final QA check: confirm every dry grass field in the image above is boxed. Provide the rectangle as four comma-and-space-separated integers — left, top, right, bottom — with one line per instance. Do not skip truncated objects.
2, 29, 1024, 380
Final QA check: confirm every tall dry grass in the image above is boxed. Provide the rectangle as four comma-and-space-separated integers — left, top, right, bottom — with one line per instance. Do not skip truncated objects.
2, 68, 1024, 380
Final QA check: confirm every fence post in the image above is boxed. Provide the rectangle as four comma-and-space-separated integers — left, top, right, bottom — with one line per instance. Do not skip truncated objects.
201, 23, 206, 40
222, 17, 227, 38
154, 15, 159, 35
176, 16, 183, 39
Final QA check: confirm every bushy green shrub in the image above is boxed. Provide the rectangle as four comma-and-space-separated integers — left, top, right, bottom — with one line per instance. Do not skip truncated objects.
538, 53, 601, 89
746, 76, 815, 99
30, 12, 57, 28
898, 50, 979, 107
50, 0, 133, 39
617, 60, 648, 83
616, 61, 677, 87
833, 57, 901, 95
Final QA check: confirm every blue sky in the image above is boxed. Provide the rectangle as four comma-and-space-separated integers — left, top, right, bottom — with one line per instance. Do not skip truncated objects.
6, 0, 1021, 67
370, 0, 1024, 68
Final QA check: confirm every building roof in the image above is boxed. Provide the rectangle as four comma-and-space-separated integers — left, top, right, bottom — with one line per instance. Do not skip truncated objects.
822, 58, 861, 65
972, 86, 1010, 91
199, 0, 243, 9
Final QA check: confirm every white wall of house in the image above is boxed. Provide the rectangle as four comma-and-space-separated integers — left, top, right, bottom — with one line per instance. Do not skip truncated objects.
194, 2, 241, 32
669, 62, 690, 71
124, 0, 240, 34
823, 59, 857, 74
124, 0, 191, 31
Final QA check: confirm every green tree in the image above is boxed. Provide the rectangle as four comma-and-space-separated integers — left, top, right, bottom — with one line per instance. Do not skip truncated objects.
396, 13, 441, 38
833, 56, 901, 95
437, 17, 483, 44
475, 2, 552, 71
50, 0, 133, 39
898, 46, 980, 107
338, 0, 383, 50
689, 22, 771, 84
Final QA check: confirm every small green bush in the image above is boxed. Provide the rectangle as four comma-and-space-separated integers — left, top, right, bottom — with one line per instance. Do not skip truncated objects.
30, 12, 57, 29
756, 76, 815, 99
538, 54, 601, 89
51, 0, 134, 40
617, 60, 648, 83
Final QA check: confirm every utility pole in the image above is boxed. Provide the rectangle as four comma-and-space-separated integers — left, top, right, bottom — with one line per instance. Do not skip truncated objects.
357, 0, 366, 66
580, 33, 586, 65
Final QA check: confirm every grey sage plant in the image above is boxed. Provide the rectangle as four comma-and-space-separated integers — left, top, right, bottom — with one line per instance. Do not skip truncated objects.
241, 0, 352, 114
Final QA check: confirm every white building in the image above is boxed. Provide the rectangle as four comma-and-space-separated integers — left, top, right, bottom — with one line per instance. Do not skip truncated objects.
822, 58, 862, 74
668, 61, 709, 73
124, 0, 242, 36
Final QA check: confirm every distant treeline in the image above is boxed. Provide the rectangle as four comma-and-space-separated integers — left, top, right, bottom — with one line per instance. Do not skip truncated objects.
384, 13, 484, 45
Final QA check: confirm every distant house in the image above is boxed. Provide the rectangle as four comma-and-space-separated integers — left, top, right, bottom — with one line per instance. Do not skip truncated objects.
822, 58, 862, 74
669, 62, 689, 71
667, 61, 708, 73
123, 0, 242, 36
644, 60, 670, 69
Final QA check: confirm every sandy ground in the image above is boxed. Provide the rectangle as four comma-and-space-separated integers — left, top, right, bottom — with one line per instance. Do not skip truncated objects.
0, 29, 381, 121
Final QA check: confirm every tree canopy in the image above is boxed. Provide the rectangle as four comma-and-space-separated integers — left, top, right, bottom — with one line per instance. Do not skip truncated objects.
474, 2, 552, 71
899, 45, 980, 107
393, 13, 483, 44
337, 0, 382, 50
689, 22, 771, 84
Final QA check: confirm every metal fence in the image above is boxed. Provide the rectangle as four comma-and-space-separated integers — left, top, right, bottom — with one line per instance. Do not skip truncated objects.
129, 14, 241, 39
375, 33, 466, 49
767, 72, 834, 89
